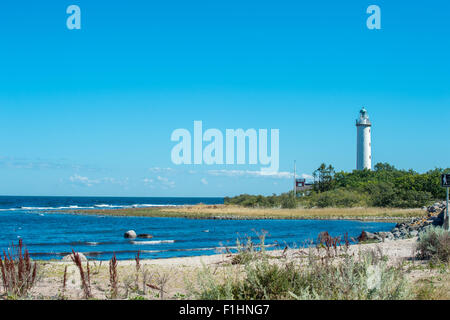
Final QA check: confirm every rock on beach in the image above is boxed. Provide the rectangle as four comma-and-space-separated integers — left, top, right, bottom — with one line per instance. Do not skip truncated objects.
357, 200, 447, 243
62, 252, 87, 262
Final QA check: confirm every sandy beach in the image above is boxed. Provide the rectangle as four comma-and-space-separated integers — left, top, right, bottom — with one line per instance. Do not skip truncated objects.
25, 237, 449, 300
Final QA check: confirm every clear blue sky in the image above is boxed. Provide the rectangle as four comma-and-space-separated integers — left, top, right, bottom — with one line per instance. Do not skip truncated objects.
0, 1, 449, 197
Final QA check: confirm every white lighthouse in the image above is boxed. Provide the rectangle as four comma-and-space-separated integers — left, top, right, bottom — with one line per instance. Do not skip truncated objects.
356, 107, 372, 170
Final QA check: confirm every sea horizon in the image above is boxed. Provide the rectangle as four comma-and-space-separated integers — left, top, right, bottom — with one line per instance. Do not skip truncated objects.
0, 195, 224, 211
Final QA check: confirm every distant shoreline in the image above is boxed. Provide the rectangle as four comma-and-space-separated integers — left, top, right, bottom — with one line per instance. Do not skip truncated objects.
67, 204, 426, 222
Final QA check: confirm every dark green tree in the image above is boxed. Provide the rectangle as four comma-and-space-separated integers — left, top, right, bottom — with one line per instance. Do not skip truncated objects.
313, 163, 335, 193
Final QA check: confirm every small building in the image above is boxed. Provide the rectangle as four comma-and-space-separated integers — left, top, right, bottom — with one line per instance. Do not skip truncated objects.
295, 178, 313, 196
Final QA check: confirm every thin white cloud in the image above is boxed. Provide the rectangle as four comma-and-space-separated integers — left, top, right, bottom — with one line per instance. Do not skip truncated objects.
0, 156, 100, 172
69, 175, 129, 187
148, 167, 175, 173
142, 178, 156, 189
206, 170, 314, 180
157, 176, 176, 188
143, 169, 177, 189
207, 169, 293, 179
299, 174, 314, 180
69, 174, 99, 187
102, 177, 129, 186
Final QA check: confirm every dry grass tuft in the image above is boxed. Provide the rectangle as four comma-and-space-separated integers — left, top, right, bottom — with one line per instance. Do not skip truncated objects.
0, 239, 37, 298
109, 253, 119, 299
70, 250, 92, 299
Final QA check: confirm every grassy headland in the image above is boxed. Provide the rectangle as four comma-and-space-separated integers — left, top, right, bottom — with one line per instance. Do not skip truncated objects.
67, 162, 447, 221
69, 204, 425, 222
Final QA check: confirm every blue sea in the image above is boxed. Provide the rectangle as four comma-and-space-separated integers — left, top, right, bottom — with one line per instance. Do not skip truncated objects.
0, 196, 396, 260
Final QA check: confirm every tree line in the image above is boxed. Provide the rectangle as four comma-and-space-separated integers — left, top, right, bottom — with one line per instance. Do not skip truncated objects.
224, 163, 450, 209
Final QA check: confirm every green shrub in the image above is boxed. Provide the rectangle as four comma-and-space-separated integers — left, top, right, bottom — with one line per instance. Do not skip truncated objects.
367, 183, 433, 208
365, 182, 396, 207
230, 231, 268, 265
305, 189, 369, 208
224, 192, 295, 208
416, 226, 450, 263
192, 245, 410, 300
280, 195, 296, 209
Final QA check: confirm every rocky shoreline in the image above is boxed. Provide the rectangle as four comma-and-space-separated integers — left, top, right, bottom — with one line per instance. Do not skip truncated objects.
358, 201, 447, 242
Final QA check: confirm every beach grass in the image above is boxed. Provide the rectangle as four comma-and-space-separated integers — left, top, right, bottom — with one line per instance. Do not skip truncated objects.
69, 204, 426, 221
4, 235, 448, 300
26, 238, 449, 300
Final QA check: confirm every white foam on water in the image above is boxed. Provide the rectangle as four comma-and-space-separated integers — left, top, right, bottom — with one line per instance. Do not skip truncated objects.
2, 203, 183, 212
178, 247, 218, 252
94, 204, 118, 208
132, 204, 180, 208
141, 249, 169, 253
19, 205, 92, 211
131, 240, 175, 245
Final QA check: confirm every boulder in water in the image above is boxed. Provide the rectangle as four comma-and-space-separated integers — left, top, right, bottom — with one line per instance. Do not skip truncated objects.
124, 230, 137, 239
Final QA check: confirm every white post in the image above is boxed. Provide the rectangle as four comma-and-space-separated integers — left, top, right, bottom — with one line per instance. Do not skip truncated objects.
445, 187, 449, 231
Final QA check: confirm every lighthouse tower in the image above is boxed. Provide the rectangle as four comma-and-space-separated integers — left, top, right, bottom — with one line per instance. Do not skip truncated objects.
356, 108, 372, 170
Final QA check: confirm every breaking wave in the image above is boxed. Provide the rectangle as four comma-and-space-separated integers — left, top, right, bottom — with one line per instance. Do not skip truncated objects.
131, 240, 176, 245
